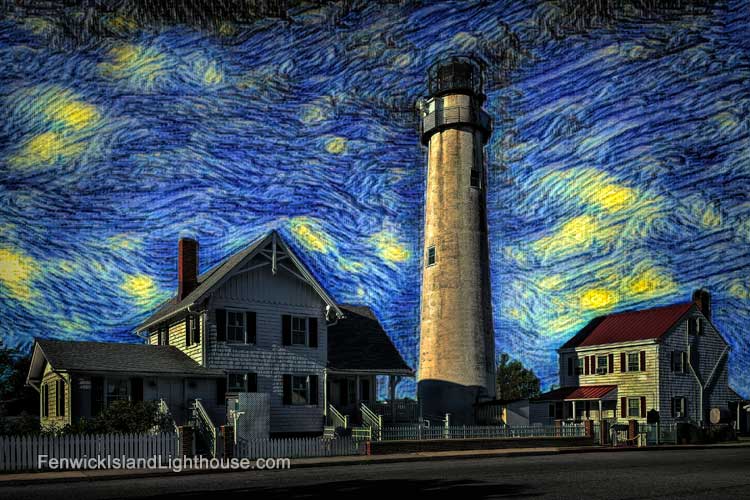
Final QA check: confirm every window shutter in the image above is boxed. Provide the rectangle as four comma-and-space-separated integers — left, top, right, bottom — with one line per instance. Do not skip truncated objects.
681, 352, 688, 373
57, 380, 65, 416
282, 315, 292, 346
671, 397, 676, 415
246, 311, 256, 344
282, 374, 292, 405
670, 351, 675, 372
567, 358, 573, 376
620, 353, 626, 372
131, 377, 143, 402
309, 375, 319, 405
185, 316, 191, 346
621, 397, 627, 418
216, 377, 227, 405
584, 356, 590, 375
608, 353, 614, 373
246, 373, 257, 392
640, 396, 647, 418
308, 317, 318, 348
216, 309, 226, 341
194, 315, 201, 344
640, 351, 646, 371
42, 384, 48, 418
590, 356, 596, 372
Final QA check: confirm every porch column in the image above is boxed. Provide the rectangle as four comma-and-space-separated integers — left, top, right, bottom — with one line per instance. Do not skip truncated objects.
323, 370, 328, 416
355, 375, 361, 411
598, 400, 603, 422
572, 401, 577, 421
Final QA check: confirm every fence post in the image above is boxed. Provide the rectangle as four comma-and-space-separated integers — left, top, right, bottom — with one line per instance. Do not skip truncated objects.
444, 413, 450, 439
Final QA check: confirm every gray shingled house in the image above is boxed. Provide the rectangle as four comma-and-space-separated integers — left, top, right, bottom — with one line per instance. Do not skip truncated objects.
27, 231, 413, 436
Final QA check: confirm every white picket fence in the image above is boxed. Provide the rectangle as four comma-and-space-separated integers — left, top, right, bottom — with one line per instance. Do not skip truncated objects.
0, 433, 179, 472
234, 436, 366, 459
381, 424, 587, 441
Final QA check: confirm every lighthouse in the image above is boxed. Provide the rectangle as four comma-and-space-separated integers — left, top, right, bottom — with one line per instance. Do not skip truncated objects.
417, 56, 495, 424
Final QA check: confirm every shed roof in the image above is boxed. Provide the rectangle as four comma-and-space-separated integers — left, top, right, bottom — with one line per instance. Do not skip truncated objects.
532, 385, 617, 401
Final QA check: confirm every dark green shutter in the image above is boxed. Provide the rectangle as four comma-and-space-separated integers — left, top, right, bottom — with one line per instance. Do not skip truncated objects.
216, 377, 227, 405
621, 397, 627, 418
608, 353, 614, 373
640, 351, 646, 371
194, 315, 201, 344
620, 353, 626, 372
185, 316, 191, 346
567, 358, 573, 376
246, 372, 257, 392
640, 396, 647, 418
308, 317, 318, 348
216, 309, 226, 341
246, 311, 256, 344
309, 375, 319, 405
282, 374, 292, 404
282, 315, 292, 345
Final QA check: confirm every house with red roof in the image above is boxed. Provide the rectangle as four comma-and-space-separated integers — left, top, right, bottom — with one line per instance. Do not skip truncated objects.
530, 289, 733, 426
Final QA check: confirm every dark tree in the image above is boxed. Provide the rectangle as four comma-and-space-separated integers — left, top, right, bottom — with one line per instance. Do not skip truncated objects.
495, 353, 541, 400
0, 341, 37, 416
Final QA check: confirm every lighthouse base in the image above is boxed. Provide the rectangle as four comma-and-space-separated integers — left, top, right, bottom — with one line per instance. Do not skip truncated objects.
418, 379, 492, 425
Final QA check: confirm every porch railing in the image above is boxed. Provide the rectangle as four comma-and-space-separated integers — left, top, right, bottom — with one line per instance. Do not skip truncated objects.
372, 399, 420, 423
157, 398, 179, 434
192, 399, 217, 457
361, 403, 383, 441
327, 404, 349, 430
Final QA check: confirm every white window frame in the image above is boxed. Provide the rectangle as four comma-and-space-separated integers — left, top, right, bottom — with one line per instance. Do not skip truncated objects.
291, 375, 310, 405
674, 397, 687, 418
596, 355, 608, 374
426, 246, 436, 267
627, 352, 640, 372
190, 316, 200, 344
627, 397, 641, 418
226, 310, 246, 343
673, 350, 686, 373
575, 358, 584, 375
291, 316, 308, 346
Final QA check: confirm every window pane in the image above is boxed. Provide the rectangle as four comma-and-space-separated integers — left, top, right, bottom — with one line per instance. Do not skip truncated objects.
576, 359, 583, 374
597, 356, 608, 372
427, 246, 436, 266
628, 398, 640, 417
227, 311, 245, 342
107, 379, 129, 405
628, 353, 639, 371
228, 374, 245, 392
292, 376, 308, 405
291, 317, 307, 345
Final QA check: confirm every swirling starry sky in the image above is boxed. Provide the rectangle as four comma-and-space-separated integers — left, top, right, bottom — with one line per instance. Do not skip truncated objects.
0, 1, 748, 397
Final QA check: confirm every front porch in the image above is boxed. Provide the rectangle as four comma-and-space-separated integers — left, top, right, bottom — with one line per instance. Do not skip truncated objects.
530, 385, 618, 425
325, 371, 414, 427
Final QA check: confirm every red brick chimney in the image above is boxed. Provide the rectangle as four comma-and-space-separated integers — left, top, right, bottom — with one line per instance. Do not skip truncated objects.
692, 288, 711, 320
178, 238, 199, 300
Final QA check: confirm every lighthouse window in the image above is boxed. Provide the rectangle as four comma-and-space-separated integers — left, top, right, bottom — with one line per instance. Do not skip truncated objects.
426, 246, 436, 267
470, 168, 481, 188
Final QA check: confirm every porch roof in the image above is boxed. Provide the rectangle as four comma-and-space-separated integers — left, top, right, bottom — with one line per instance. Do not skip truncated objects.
27, 338, 225, 385
532, 385, 617, 402
327, 305, 413, 376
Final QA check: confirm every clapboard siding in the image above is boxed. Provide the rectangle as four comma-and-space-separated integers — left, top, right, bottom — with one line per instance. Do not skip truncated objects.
40, 364, 71, 428
207, 261, 327, 434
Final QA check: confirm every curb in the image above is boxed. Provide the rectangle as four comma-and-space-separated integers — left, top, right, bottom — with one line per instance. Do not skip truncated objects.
2, 443, 749, 487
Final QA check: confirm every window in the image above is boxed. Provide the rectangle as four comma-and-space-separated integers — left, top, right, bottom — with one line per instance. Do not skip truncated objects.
188, 315, 200, 345
426, 246, 436, 267
672, 351, 686, 373
688, 317, 702, 336
470, 168, 481, 188
575, 358, 584, 375
291, 375, 309, 405
106, 379, 129, 405
42, 383, 49, 418
627, 352, 640, 372
673, 397, 687, 418
227, 311, 245, 342
158, 324, 169, 346
291, 316, 307, 345
628, 398, 641, 418
56, 380, 65, 417
228, 373, 247, 392
596, 355, 608, 374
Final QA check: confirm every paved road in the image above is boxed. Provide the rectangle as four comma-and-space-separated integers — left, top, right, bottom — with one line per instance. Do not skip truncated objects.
2, 448, 750, 499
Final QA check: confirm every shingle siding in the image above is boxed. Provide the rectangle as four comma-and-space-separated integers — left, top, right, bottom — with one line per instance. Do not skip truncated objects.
206, 259, 327, 434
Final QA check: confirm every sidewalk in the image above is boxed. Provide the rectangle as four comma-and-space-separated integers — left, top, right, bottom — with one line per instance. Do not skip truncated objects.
1, 441, 749, 487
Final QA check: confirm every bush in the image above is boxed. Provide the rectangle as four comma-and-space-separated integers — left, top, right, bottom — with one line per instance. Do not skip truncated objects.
40, 401, 175, 436
0, 412, 40, 435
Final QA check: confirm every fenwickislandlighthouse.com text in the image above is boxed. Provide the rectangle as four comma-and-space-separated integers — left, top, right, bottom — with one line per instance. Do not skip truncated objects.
38, 454, 291, 472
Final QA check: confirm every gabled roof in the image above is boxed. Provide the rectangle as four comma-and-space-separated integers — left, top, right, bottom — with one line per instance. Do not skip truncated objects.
561, 302, 695, 349
137, 231, 342, 331
327, 305, 413, 376
27, 339, 225, 385
532, 385, 617, 401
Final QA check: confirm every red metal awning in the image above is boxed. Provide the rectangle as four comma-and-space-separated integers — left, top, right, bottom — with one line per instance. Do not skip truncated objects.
533, 385, 617, 401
